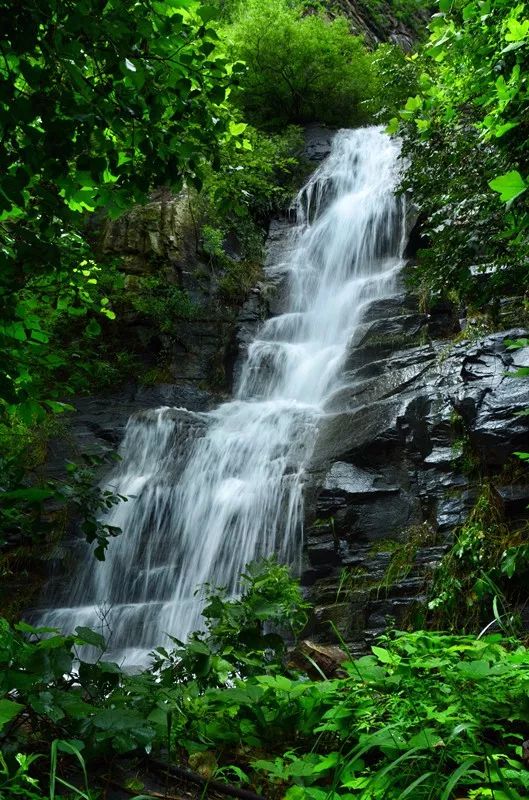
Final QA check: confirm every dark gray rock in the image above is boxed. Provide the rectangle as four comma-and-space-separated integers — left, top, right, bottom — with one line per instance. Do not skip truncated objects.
303, 125, 336, 162
45, 382, 216, 480
495, 484, 529, 517
323, 462, 398, 496
348, 313, 428, 351
358, 294, 420, 322
304, 287, 529, 650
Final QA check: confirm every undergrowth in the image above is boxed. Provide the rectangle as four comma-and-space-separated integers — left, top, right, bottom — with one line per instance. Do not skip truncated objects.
429, 484, 529, 633
2, 560, 529, 800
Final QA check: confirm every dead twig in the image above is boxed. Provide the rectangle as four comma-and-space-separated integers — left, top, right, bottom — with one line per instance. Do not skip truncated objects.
103, 775, 188, 800
148, 758, 266, 800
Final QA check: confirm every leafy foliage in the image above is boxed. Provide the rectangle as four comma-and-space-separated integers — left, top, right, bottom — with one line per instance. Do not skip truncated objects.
0, 0, 243, 562
366, 43, 421, 122
225, 0, 375, 127
0, 447, 126, 560
196, 124, 305, 303
393, 0, 529, 306
150, 559, 310, 689
2, 563, 529, 800
428, 484, 529, 632
128, 276, 198, 332
0, 0, 239, 419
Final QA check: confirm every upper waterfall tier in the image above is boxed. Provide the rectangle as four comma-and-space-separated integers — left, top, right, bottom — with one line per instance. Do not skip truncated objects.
38, 127, 406, 664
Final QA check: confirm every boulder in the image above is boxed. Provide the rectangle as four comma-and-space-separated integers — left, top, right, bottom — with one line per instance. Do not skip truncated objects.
288, 639, 348, 679
101, 192, 196, 281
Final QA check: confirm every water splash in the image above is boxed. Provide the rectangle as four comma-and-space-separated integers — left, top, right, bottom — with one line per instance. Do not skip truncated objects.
39, 127, 406, 664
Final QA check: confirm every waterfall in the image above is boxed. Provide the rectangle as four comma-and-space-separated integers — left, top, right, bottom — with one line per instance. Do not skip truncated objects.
39, 127, 406, 664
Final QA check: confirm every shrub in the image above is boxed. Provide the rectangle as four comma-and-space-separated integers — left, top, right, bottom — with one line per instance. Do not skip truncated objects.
196, 124, 305, 305
367, 43, 421, 122
128, 275, 197, 331
428, 483, 529, 632
392, 0, 529, 308
3, 564, 529, 800
226, 0, 375, 127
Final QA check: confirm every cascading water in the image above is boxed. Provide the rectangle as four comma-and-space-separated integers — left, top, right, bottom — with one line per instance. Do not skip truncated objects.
39, 127, 406, 664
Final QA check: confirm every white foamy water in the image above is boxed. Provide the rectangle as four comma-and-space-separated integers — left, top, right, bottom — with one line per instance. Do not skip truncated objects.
39, 128, 406, 663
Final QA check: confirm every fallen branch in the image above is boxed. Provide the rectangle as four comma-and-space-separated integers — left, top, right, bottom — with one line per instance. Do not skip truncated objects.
103, 775, 187, 800
148, 758, 266, 800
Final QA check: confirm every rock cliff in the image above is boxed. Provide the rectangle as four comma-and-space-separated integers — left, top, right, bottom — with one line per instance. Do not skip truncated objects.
303, 294, 529, 651
328, 0, 431, 50
257, 228, 529, 650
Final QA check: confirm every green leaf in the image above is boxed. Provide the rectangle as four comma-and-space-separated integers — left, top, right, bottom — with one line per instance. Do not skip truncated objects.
44, 400, 75, 414
505, 17, 529, 43
85, 318, 102, 337
30, 328, 49, 343
198, 5, 218, 23
0, 487, 55, 503
15, 621, 59, 634
229, 121, 248, 137
408, 728, 444, 749
398, 772, 436, 799
371, 646, 396, 664
75, 627, 106, 650
494, 122, 519, 138
456, 659, 491, 680
489, 171, 527, 203
404, 95, 423, 112
386, 117, 399, 135
0, 321, 26, 341
0, 698, 24, 730
313, 752, 340, 773
440, 757, 481, 800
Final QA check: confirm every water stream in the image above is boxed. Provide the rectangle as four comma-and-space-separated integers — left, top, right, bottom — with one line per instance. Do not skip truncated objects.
39, 127, 406, 664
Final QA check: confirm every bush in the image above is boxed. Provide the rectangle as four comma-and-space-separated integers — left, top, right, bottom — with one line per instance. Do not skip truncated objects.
226, 0, 375, 127
196, 124, 305, 305
367, 43, 421, 122
3, 563, 529, 800
201, 124, 304, 232
400, 118, 522, 307
393, 0, 529, 308
128, 275, 197, 331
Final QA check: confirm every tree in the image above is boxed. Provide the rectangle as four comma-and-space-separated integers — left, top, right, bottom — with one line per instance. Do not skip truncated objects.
391, 0, 529, 305
0, 0, 241, 417
226, 0, 374, 128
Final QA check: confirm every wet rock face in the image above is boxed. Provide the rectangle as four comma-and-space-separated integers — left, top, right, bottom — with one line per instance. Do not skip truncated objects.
303, 288, 529, 652
98, 191, 242, 390
329, 0, 431, 50
45, 383, 214, 481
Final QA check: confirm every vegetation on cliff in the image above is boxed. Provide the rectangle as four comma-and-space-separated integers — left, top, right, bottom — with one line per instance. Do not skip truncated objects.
391, 0, 529, 310
386, 0, 529, 638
